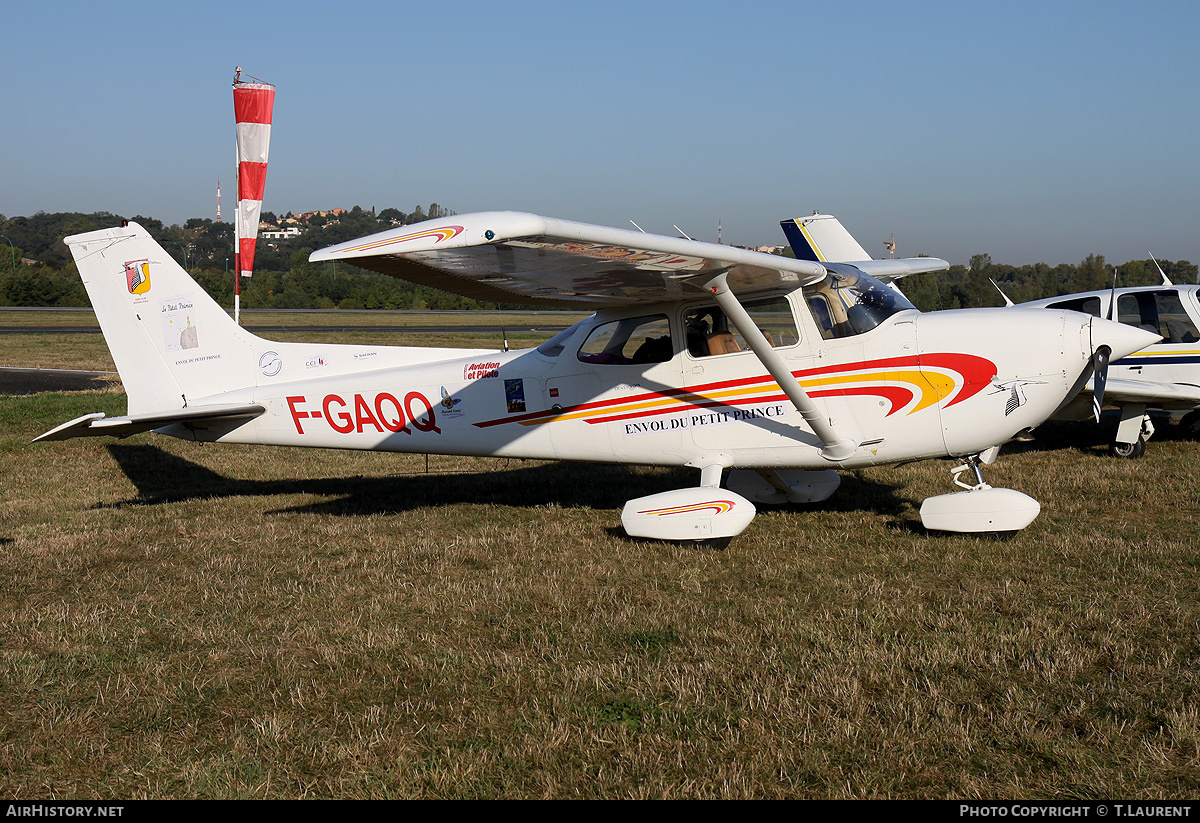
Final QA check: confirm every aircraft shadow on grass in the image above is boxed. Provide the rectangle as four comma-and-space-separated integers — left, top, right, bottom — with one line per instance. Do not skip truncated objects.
101, 443, 912, 523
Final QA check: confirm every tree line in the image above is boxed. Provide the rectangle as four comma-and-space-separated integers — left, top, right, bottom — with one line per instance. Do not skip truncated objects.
899, 252, 1198, 312
1, 209, 1195, 311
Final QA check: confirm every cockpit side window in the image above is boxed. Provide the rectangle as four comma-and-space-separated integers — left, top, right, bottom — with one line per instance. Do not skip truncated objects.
801, 268, 917, 339
1117, 290, 1200, 344
577, 315, 673, 365
684, 296, 799, 357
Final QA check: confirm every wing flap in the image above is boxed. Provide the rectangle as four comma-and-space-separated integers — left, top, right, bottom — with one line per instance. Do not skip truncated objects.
34, 403, 266, 442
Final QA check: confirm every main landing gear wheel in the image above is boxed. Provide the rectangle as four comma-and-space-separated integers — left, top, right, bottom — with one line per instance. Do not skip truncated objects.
1109, 436, 1146, 459
1179, 410, 1200, 440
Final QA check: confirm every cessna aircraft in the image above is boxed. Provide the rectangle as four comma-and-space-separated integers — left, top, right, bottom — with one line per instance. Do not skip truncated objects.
1015, 281, 1200, 457
35, 213, 1157, 540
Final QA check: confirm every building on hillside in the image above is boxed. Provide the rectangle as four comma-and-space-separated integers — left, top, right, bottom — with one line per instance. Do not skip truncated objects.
260, 226, 303, 241
282, 208, 347, 225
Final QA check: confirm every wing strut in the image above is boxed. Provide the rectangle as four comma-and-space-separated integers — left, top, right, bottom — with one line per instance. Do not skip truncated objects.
700, 272, 857, 461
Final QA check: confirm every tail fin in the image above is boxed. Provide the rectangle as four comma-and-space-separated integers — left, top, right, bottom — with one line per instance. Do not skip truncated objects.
66, 222, 259, 414
780, 214, 872, 263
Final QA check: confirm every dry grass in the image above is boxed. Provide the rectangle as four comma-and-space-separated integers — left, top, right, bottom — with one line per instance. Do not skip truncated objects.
1, 324, 1199, 798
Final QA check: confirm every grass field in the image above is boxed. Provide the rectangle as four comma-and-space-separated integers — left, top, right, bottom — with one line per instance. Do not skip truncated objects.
1, 316, 1199, 798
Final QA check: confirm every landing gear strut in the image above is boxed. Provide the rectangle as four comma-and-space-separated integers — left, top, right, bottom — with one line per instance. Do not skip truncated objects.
1110, 404, 1153, 459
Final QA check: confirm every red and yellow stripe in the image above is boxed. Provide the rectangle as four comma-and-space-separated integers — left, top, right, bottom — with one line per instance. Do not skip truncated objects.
334, 225, 464, 255
638, 500, 737, 517
475, 353, 995, 430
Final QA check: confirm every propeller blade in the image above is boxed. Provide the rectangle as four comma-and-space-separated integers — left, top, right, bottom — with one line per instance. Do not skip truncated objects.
1092, 345, 1111, 423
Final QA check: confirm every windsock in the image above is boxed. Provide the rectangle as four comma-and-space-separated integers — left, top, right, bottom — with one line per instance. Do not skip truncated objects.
233, 72, 275, 277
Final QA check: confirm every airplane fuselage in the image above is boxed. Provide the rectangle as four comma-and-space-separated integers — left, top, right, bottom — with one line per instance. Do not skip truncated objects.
170, 298, 1102, 473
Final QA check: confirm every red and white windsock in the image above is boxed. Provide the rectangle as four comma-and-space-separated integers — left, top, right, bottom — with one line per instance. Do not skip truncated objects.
233, 68, 275, 278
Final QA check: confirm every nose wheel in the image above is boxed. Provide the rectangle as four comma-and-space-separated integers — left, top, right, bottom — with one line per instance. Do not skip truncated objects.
1109, 435, 1147, 459
1110, 405, 1154, 459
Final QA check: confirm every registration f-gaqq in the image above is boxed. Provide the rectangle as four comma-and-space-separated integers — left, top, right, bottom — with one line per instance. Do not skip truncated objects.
37, 212, 1157, 539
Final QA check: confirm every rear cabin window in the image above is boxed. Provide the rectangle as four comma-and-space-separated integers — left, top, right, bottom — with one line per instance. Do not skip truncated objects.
684, 296, 799, 357
1047, 296, 1102, 317
1116, 291, 1200, 344
576, 315, 673, 365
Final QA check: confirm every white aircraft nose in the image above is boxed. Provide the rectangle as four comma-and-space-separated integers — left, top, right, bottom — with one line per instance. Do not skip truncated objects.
1089, 316, 1161, 360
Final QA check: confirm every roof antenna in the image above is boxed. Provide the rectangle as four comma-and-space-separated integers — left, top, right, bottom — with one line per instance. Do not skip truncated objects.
629, 220, 646, 233
1150, 253, 1173, 286
496, 303, 509, 352
989, 278, 1014, 307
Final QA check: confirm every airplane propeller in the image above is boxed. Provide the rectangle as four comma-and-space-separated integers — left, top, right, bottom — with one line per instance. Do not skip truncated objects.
1089, 268, 1121, 422
1091, 344, 1111, 423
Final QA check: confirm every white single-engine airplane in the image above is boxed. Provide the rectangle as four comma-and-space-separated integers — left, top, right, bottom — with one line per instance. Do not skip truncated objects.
37, 213, 1157, 540
1015, 279, 1200, 457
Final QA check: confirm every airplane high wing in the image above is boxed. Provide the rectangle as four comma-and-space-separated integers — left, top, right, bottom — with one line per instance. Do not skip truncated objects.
310, 212, 948, 306
38, 213, 1158, 541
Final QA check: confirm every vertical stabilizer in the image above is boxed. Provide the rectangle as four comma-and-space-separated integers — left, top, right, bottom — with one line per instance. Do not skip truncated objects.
66, 223, 259, 414
780, 214, 873, 263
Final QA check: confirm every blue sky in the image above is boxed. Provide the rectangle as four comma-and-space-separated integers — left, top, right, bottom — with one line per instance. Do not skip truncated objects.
3, 0, 1197, 266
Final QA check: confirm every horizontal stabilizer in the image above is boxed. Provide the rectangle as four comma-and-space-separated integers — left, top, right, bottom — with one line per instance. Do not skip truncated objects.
33, 403, 265, 442
847, 258, 950, 281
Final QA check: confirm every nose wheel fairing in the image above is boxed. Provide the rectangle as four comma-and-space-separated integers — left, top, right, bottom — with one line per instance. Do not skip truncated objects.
918, 454, 1041, 534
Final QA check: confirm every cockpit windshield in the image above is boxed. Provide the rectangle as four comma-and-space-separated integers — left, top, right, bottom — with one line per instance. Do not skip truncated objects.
802, 267, 917, 340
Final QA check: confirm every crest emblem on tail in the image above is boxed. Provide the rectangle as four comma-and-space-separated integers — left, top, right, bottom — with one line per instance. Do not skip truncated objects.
124, 260, 151, 295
